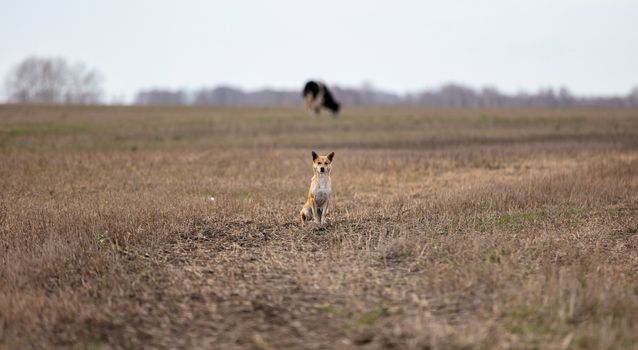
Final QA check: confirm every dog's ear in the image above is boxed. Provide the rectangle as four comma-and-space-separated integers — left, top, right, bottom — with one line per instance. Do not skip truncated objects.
312, 151, 318, 160
327, 152, 335, 161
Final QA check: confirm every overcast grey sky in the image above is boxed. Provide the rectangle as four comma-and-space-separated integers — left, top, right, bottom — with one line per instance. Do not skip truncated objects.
1, 0, 637, 102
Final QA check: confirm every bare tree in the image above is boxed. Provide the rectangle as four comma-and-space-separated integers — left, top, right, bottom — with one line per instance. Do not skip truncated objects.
4, 56, 103, 104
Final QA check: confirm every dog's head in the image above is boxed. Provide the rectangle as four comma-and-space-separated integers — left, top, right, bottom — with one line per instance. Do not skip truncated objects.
312, 151, 334, 175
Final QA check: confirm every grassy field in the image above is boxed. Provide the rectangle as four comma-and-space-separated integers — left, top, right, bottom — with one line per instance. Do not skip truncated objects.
1, 105, 637, 349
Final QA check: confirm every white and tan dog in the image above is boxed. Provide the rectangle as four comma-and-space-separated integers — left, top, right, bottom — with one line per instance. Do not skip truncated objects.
300, 151, 334, 225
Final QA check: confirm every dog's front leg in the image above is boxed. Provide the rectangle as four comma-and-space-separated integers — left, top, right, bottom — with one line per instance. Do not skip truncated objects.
317, 206, 324, 225
312, 203, 320, 224
304, 94, 314, 112
319, 202, 329, 225
312, 90, 324, 114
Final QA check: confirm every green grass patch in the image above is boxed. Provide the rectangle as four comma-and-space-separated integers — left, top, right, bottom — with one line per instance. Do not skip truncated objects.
318, 305, 341, 317
479, 209, 547, 231
96, 232, 110, 246
0, 123, 88, 137
355, 305, 387, 326
505, 302, 563, 337
561, 206, 588, 217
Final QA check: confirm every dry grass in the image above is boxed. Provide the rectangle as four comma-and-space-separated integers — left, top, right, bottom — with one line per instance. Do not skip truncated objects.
1, 105, 637, 349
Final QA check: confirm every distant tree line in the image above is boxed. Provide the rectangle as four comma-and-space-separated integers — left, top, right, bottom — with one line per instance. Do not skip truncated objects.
136, 84, 638, 108
4, 56, 637, 107
135, 87, 301, 106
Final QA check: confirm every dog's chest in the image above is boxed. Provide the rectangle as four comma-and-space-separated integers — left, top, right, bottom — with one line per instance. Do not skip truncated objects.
312, 176, 331, 205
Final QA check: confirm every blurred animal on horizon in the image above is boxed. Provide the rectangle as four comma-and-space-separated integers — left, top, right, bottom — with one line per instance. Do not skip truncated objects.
300, 151, 335, 225
302, 81, 340, 115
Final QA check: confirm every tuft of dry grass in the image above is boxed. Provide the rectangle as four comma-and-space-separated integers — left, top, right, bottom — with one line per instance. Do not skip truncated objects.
1, 105, 637, 349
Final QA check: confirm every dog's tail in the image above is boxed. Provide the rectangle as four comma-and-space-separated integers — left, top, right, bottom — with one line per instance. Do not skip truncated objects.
300, 207, 312, 222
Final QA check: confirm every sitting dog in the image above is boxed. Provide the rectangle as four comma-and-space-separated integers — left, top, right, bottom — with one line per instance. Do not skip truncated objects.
302, 81, 340, 115
300, 151, 335, 225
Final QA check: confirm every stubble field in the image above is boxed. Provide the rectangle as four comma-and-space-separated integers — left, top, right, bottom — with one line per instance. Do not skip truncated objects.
1, 105, 637, 349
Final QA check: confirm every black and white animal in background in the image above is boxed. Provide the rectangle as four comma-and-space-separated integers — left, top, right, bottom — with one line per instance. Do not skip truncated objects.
302, 81, 340, 115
